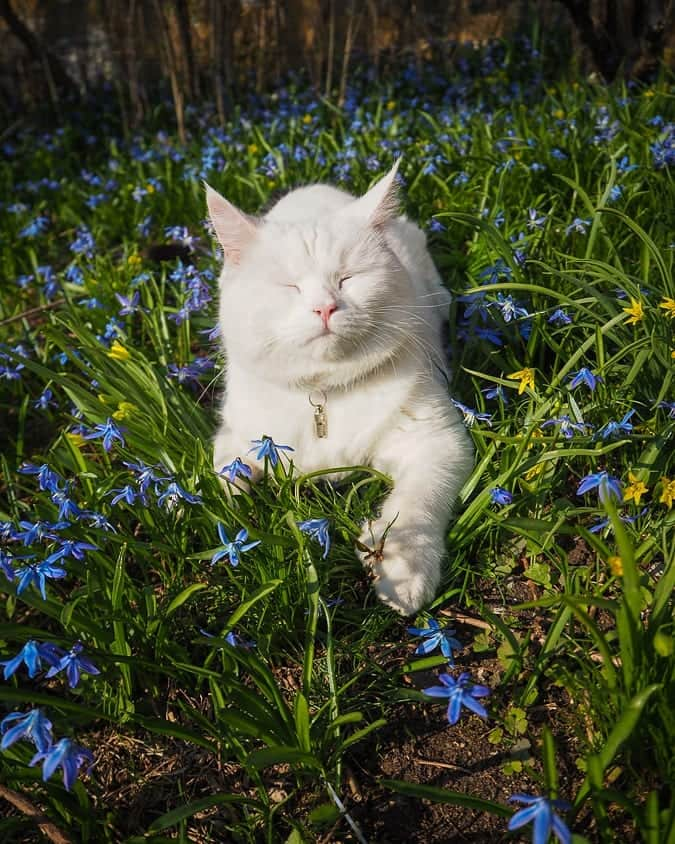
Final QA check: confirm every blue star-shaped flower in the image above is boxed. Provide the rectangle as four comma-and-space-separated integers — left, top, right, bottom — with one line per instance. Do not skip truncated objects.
211, 525, 261, 567
15, 559, 67, 600
217, 457, 253, 483
407, 619, 462, 665
1, 640, 63, 680
45, 642, 100, 688
540, 415, 588, 439
576, 470, 623, 504
422, 671, 491, 725
83, 418, 125, 451
297, 518, 331, 558
595, 409, 635, 440
30, 737, 94, 791
567, 367, 602, 392
248, 436, 294, 467
508, 793, 572, 844
156, 481, 202, 507
489, 487, 513, 507
1, 709, 53, 752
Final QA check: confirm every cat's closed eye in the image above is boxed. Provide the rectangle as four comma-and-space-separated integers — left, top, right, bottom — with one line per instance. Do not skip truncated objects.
338, 275, 352, 289
283, 283, 301, 293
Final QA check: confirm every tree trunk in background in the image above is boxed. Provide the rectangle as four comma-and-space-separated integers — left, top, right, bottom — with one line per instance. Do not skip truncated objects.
0, 0, 77, 104
558, 0, 674, 79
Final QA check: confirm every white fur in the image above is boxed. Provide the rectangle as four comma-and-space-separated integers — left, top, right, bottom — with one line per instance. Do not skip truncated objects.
207, 163, 473, 615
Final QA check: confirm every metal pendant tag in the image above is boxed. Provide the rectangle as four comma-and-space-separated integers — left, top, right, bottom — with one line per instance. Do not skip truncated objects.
314, 405, 328, 438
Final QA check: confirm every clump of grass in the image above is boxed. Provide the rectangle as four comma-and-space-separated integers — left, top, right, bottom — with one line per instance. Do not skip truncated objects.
0, 43, 673, 842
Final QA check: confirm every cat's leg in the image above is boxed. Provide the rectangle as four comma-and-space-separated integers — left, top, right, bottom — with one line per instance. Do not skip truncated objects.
358, 418, 473, 615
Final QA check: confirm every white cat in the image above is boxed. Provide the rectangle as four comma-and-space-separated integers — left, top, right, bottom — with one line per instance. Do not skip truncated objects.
206, 160, 474, 615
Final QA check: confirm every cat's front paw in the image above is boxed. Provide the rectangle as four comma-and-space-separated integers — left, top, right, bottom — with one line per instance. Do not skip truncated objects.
357, 522, 440, 616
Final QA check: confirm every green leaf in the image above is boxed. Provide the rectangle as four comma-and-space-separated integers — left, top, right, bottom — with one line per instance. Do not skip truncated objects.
165, 583, 208, 616
246, 745, 323, 771
148, 794, 259, 831
381, 779, 512, 817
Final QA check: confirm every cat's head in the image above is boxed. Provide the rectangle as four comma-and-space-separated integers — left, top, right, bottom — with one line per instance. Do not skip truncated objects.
206, 161, 416, 388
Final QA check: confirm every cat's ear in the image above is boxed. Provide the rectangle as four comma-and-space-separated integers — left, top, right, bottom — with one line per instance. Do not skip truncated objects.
205, 183, 258, 263
353, 158, 401, 227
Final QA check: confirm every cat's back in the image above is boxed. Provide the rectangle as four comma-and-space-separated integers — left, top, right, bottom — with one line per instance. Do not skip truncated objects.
265, 184, 353, 223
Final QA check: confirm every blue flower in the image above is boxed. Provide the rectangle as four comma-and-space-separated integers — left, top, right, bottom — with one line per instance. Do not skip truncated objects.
30, 737, 94, 791
248, 436, 294, 467
0, 550, 14, 581
0, 709, 53, 751
50, 489, 82, 521
211, 525, 261, 567
83, 418, 125, 451
565, 217, 591, 236
115, 291, 145, 316
1, 709, 53, 752
527, 208, 547, 230
567, 368, 602, 392
156, 482, 202, 507
297, 518, 331, 558
481, 384, 508, 404
49, 540, 97, 561
407, 618, 462, 665
490, 487, 513, 507
492, 293, 529, 323
224, 631, 256, 649
540, 415, 588, 439
656, 400, 675, 419
1, 640, 63, 680
15, 520, 67, 546
422, 671, 490, 725
108, 484, 141, 506
33, 388, 57, 411
123, 460, 171, 494
548, 308, 572, 326
45, 642, 100, 688
451, 400, 493, 427
576, 471, 623, 504
508, 794, 572, 844
595, 409, 635, 440
15, 560, 67, 600
69, 226, 96, 259
19, 214, 49, 238
18, 462, 63, 492
217, 457, 253, 483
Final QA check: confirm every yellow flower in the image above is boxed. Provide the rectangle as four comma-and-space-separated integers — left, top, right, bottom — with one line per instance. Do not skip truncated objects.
643, 89, 655, 97
658, 297, 675, 318
659, 476, 675, 509
66, 432, 86, 448
524, 462, 544, 481
247, 143, 259, 155
623, 472, 648, 506
622, 298, 644, 325
607, 556, 623, 576
127, 254, 142, 268
267, 180, 276, 190
507, 368, 536, 395
302, 113, 313, 124
113, 401, 136, 421
107, 341, 130, 361
553, 109, 565, 119
386, 100, 396, 111
146, 183, 155, 194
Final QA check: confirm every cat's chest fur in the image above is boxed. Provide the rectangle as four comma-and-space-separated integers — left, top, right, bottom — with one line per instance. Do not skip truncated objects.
225, 363, 427, 475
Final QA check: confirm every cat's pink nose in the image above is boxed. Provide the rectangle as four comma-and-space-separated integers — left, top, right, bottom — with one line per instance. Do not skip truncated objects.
314, 302, 337, 328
